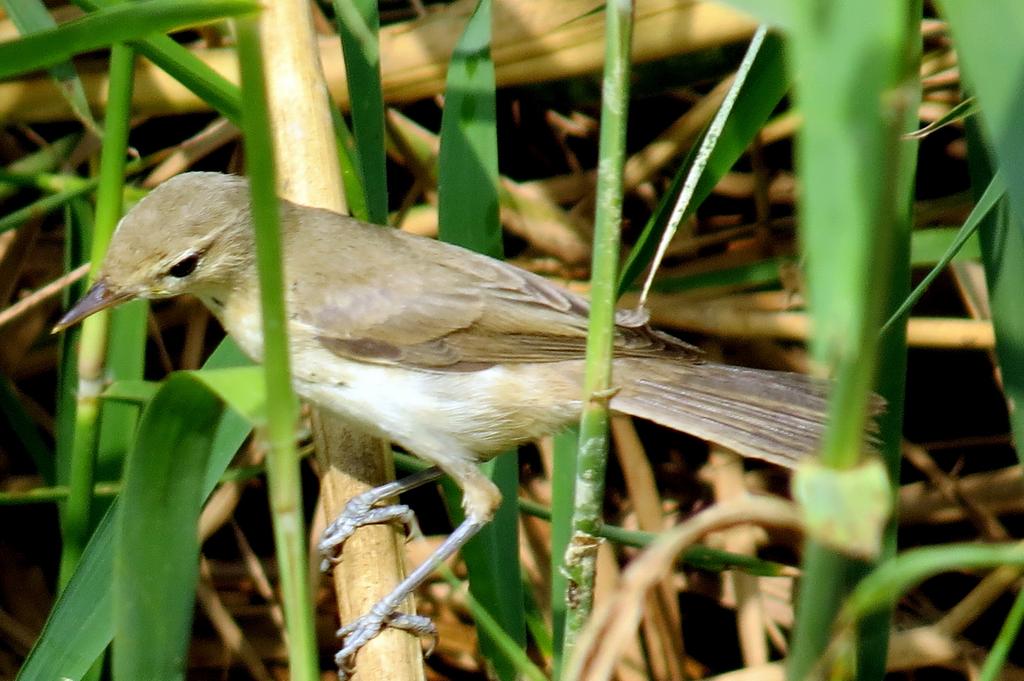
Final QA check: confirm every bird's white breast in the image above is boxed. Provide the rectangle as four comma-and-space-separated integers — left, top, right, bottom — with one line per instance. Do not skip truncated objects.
218, 303, 583, 458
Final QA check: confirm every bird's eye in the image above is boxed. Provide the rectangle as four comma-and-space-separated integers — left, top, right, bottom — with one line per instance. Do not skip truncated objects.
168, 253, 200, 278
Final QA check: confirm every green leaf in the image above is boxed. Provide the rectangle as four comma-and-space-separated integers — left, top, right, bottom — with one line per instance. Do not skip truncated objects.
74, 0, 243, 123
333, 0, 388, 224
235, 16, 318, 680
112, 374, 224, 680
909, 225, 981, 265
619, 33, 790, 295
437, 0, 501, 257
937, 1, 1024, 232
17, 342, 254, 681
189, 366, 267, 425
967, 123, 1024, 470
903, 97, 978, 140
882, 172, 1003, 334
435, 2, 527, 677
0, 0, 101, 134
841, 543, 1024, 623
0, 0, 260, 80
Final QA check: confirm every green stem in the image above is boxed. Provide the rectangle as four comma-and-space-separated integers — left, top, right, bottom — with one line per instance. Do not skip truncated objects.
979, 584, 1024, 681
58, 41, 135, 590
236, 16, 317, 681
785, 1, 917, 677
561, 0, 633, 662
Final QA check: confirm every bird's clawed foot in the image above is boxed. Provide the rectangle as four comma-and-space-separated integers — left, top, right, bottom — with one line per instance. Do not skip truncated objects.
318, 496, 416, 571
317, 467, 444, 572
334, 600, 437, 679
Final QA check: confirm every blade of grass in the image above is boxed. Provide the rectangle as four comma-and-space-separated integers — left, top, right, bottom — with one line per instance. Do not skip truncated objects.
937, 1, 1024, 227
618, 31, 789, 296
329, 106, 370, 222
903, 97, 978, 140
635, 25, 769, 306
0, 135, 79, 198
55, 198, 90, 497
839, 543, 1024, 624
236, 15, 318, 681
435, 1, 526, 676
73, 0, 243, 122
0, 152, 167, 237
112, 375, 224, 680
0, 0, 100, 134
332, 0, 388, 224
882, 171, 1003, 335
909, 225, 981, 264
979, 586, 1024, 681
561, 0, 634, 662
854, 4, 920, 676
0, 0, 258, 80
94, 193, 149, 519
18, 341, 254, 681
549, 427, 577, 676
966, 124, 1024, 468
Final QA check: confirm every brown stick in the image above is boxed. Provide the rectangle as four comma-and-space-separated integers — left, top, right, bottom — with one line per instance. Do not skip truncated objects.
638, 294, 996, 350
255, 2, 421, 679
0, 263, 90, 331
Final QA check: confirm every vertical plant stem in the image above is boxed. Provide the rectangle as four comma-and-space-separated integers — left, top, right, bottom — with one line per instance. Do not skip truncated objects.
785, 2, 916, 679
855, 4, 920, 678
58, 41, 134, 589
236, 17, 318, 681
979, 586, 1024, 681
549, 426, 577, 677
561, 0, 633, 661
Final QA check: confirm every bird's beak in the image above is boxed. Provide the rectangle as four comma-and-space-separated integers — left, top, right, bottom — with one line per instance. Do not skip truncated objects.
52, 279, 134, 333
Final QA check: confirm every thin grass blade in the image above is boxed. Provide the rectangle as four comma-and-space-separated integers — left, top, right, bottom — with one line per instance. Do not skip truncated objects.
0, 0, 258, 80
619, 32, 789, 296
333, 0, 388, 224
18, 344, 254, 681
436, 1, 527, 676
1, 0, 101, 133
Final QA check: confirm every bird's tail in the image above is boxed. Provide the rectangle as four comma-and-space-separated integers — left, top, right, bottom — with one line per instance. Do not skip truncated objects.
611, 361, 867, 468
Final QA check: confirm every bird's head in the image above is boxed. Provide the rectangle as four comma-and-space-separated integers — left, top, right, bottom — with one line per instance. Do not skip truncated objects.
54, 172, 256, 331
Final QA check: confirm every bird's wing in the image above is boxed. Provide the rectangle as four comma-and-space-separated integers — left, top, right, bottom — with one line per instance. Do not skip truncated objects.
293, 218, 697, 371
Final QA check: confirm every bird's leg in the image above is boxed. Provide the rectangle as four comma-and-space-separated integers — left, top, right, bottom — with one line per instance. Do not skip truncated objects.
331, 459, 502, 679
318, 466, 444, 571
334, 516, 486, 679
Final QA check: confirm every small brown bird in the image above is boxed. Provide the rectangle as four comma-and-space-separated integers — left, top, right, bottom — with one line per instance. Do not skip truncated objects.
56, 172, 834, 674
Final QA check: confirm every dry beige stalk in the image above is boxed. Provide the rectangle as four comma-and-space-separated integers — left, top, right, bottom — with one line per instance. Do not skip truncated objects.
705, 447, 769, 666
611, 416, 687, 680
635, 292, 996, 350
0, 0, 756, 123
196, 558, 276, 681
253, 0, 421, 678
0, 263, 89, 331
900, 465, 1023, 526
565, 496, 803, 681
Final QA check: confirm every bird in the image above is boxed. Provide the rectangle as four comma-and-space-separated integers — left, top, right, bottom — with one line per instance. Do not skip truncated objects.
55, 171, 841, 676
